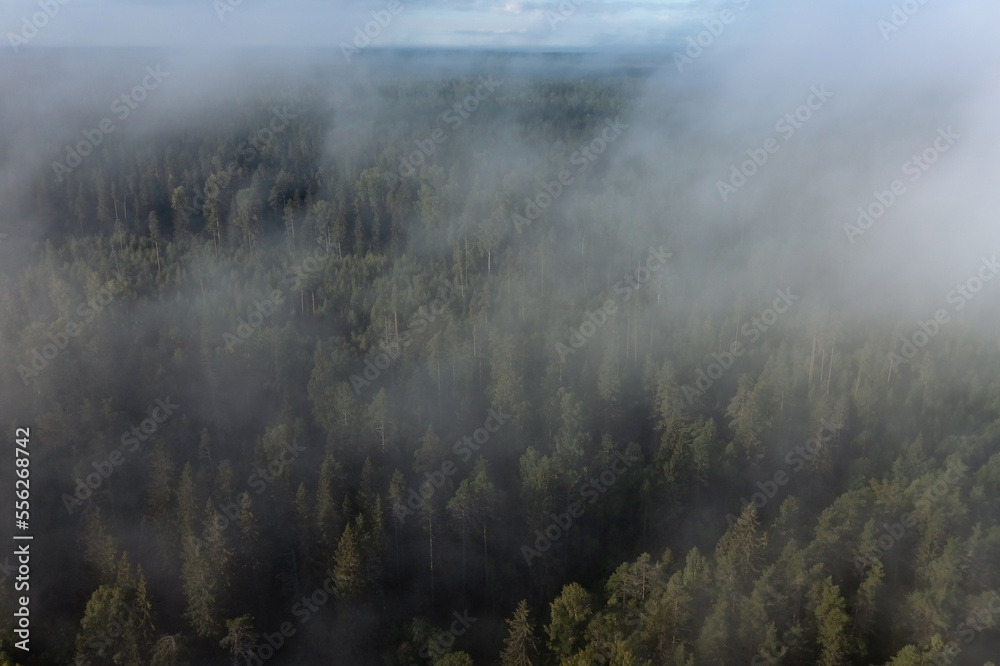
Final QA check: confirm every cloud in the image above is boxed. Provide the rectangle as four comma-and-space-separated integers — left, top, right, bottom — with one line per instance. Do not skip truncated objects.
0, 0, 763, 49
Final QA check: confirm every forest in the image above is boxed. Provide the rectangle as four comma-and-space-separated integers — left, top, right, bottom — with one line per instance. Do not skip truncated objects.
0, 45, 999, 666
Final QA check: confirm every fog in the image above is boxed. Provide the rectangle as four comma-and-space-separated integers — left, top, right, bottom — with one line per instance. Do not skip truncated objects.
2, 0, 999, 663
4, 0, 998, 315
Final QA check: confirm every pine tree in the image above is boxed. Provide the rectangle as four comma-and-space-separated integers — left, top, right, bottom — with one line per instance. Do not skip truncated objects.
545, 583, 592, 659
150, 634, 187, 666
695, 598, 730, 664
715, 503, 767, 593
638, 572, 692, 659
855, 559, 884, 633
169, 185, 190, 238
236, 491, 260, 580
388, 469, 407, 577
294, 482, 313, 566
220, 615, 258, 666
726, 375, 768, 461
82, 508, 118, 583
358, 494, 386, 586
180, 499, 228, 638
357, 456, 379, 519
448, 479, 476, 589
332, 523, 365, 601
500, 599, 537, 666
75, 553, 155, 666
814, 579, 851, 666
176, 463, 198, 536
146, 442, 174, 526
551, 387, 586, 485
316, 452, 344, 554
147, 211, 162, 274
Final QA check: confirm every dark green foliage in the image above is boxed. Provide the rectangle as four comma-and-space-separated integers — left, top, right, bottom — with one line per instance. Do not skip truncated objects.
3, 63, 1000, 666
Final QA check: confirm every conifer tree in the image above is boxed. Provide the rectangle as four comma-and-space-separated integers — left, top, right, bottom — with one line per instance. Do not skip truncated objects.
332, 523, 365, 601
501, 599, 537, 666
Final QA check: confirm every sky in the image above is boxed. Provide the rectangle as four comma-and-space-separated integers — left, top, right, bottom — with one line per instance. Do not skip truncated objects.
0, 0, 764, 50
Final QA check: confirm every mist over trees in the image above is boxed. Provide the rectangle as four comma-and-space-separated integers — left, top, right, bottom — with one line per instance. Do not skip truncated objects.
1, 19, 1000, 666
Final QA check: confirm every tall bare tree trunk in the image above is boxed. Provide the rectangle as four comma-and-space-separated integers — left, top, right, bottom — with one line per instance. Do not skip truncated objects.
826, 341, 835, 395
808, 336, 817, 388
429, 513, 435, 609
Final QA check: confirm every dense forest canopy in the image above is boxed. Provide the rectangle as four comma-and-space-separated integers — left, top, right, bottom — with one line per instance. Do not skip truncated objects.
1, 29, 999, 666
